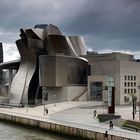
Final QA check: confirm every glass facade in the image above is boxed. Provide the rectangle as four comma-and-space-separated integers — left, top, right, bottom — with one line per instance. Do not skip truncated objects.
90, 82, 103, 101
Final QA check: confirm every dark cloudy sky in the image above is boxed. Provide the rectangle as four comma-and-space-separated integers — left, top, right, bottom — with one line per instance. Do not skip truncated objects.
0, 0, 140, 61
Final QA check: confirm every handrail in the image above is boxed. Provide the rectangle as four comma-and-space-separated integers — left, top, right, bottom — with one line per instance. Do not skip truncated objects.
50, 118, 140, 139
0, 109, 139, 140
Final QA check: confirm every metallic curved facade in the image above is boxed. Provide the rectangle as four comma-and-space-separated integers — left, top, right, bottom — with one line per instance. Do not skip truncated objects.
68, 36, 87, 56
9, 24, 88, 105
0, 42, 3, 63
10, 39, 38, 104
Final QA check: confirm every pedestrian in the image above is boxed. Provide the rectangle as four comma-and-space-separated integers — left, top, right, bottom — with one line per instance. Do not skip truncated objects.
109, 121, 113, 129
44, 107, 48, 115
93, 110, 97, 118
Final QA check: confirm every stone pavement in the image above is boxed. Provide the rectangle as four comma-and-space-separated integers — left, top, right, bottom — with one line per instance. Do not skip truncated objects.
0, 101, 140, 139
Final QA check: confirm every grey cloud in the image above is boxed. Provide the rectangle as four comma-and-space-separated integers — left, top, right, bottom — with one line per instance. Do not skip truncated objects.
63, 0, 140, 52
0, 0, 86, 32
0, 0, 140, 55
85, 35, 140, 52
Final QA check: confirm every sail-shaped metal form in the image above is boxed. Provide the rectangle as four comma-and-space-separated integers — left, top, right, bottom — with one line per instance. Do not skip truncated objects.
9, 24, 88, 105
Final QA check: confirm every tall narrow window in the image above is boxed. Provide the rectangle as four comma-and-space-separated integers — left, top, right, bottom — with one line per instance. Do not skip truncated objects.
124, 89, 127, 93
134, 82, 136, 87
124, 75, 127, 80
124, 82, 127, 87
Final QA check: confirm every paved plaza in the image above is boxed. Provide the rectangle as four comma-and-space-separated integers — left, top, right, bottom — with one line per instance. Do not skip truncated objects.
0, 101, 140, 139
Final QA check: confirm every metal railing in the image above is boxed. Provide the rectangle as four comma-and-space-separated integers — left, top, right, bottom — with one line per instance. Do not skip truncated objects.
49, 118, 140, 140
0, 108, 139, 140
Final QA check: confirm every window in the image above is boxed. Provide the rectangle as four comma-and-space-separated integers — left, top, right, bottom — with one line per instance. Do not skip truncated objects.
134, 89, 136, 93
128, 76, 130, 80
131, 89, 133, 93
128, 89, 130, 93
124, 89, 127, 93
124, 82, 127, 87
128, 82, 130, 87
131, 76, 133, 80
134, 76, 136, 81
131, 82, 133, 87
90, 82, 103, 101
134, 82, 136, 87
124, 96, 129, 102
124, 75, 127, 80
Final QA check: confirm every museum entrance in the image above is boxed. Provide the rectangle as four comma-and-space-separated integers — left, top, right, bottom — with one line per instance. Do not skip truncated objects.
90, 81, 103, 101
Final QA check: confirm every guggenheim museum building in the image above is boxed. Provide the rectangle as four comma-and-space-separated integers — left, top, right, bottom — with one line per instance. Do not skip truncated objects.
1, 24, 140, 106
0, 24, 88, 105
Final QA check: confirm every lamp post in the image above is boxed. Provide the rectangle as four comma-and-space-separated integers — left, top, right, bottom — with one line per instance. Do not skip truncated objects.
42, 87, 48, 115
132, 96, 135, 120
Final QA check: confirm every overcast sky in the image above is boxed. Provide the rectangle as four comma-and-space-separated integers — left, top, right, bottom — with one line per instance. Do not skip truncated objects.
0, 0, 140, 61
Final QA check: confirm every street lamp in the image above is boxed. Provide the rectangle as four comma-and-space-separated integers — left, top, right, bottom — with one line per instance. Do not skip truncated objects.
132, 95, 136, 120
42, 87, 48, 115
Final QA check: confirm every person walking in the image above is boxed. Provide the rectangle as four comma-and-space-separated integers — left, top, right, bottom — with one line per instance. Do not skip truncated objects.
93, 110, 97, 118
44, 107, 48, 115
109, 121, 113, 129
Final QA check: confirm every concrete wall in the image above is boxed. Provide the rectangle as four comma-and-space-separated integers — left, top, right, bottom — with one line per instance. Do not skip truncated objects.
47, 87, 67, 103
39, 55, 88, 87
45, 86, 87, 103
89, 61, 120, 76
79, 91, 88, 101
86, 59, 140, 105
120, 61, 140, 104
85, 53, 140, 105
0, 113, 133, 140
0, 85, 8, 96
83, 52, 134, 62
67, 86, 87, 101
87, 60, 140, 105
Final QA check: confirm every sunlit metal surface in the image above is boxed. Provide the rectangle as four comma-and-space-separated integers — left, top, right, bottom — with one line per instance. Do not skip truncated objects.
68, 36, 87, 56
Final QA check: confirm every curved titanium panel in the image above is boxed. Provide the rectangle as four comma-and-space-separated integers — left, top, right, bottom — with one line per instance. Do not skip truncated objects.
39, 55, 88, 87
48, 35, 77, 57
10, 39, 36, 104
26, 28, 44, 40
68, 36, 87, 56
46, 24, 62, 35
0, 42, 3, 63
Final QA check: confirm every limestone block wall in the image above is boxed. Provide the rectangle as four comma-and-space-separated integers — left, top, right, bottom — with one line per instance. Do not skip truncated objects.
46, 86, 87, 103
120, 61, 140, 104
67, 86, 87, 101
0, 113, 134, 140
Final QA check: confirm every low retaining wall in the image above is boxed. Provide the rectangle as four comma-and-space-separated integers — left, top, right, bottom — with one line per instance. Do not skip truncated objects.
0, 113, 134, 140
